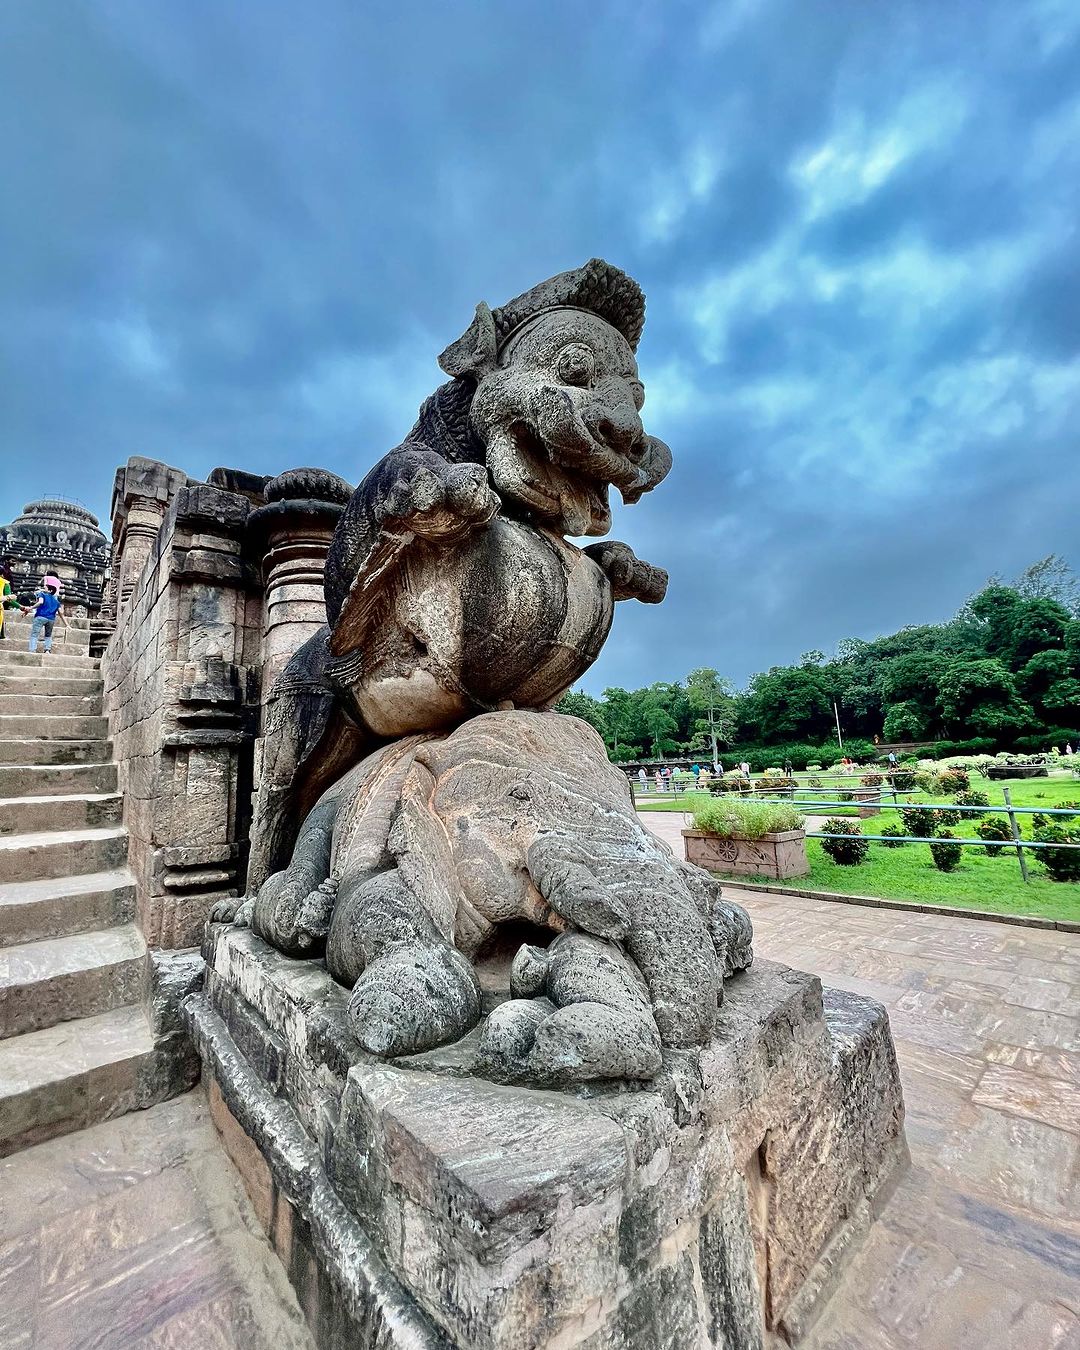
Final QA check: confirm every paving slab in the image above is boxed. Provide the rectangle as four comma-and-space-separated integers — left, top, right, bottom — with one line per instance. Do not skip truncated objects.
0, 791, 123, 836
0, 737, 112, 765
718, 886, 1080, 1349
0, 1093, 314, 1348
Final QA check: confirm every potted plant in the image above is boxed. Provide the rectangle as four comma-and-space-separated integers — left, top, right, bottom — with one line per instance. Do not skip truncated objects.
682, 798, 809, 879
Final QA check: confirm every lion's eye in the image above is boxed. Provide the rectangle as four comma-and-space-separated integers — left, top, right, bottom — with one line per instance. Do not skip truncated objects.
555, 344, 596, 387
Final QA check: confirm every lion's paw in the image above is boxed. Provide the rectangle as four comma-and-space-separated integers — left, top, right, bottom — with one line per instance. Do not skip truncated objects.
380, 459, 498, 541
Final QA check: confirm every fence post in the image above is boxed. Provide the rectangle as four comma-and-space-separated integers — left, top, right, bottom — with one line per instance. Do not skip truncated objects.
1002, 787, 1030, 883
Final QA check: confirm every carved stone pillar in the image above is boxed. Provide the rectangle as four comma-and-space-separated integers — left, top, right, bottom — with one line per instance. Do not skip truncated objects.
109, 457, 190, 618
248, 468, 353, 695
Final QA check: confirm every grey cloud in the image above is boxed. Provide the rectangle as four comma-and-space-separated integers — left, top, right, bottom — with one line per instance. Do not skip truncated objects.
1, 0, 1078, 693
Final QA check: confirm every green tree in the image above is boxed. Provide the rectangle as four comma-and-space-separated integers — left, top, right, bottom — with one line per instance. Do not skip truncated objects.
883, 701, 925, 741
1012, 554, 1080, 617
640, 691, 678, 758
601, 686, 635, 758
1018, 650, 1080, 719
935, 659, 1034, 738
553, 689, 607, 737
744, 665, 833, 743
966, 585, 1024, 661
1006, 597, 1070, 666
685, 667, 735, 769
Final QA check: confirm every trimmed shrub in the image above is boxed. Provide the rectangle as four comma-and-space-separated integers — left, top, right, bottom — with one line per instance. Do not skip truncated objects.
880, 823, 907, 847
860, 772, 883, 787
819, 819, 869, 865
887, 769, 917, 791
975, 817, 1012, 855
808, 776, 824, 788
937, 767, 970, 794
932, 738, 996, 759
1054, 800, 1080, 822
932, 806, 962, 828
929, 831, 962, 872
692, 797, 803, 839
806, 763, 822, 772
753, 776, 796, 793
1033, 824, 1080, 882
900, 805, 938, 838
1032, 812, 1049, 829
953, 790, 990, 818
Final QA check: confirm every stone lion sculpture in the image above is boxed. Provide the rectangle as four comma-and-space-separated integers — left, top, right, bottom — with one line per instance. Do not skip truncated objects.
249, 259, 672, 888
231, 712, 752, 1085
220, 260, 754, 1085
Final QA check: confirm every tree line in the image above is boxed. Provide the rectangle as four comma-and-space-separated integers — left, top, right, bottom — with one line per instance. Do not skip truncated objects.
556, 555, 1080, 768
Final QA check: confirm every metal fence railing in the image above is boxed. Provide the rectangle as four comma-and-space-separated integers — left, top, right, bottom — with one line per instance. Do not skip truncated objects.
749, 794, 1079, 884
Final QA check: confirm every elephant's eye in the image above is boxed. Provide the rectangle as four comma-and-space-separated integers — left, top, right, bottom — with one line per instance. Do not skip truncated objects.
630, 380, 645, 410
555, 343, 595, 387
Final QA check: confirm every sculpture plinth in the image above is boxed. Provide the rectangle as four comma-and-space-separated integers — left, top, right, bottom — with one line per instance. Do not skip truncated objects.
189, 927, 905, 1348
186, 259, 907, 1347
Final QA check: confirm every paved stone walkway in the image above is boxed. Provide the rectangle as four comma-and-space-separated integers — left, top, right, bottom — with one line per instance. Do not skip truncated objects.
738, 887, 1080, 1350
0, 1093, 314, 1349
2, 882, 1078, 1347
639, 811, 1080, 1345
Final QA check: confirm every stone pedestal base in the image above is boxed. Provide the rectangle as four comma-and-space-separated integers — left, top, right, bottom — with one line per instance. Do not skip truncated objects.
185, 927, 906, 1350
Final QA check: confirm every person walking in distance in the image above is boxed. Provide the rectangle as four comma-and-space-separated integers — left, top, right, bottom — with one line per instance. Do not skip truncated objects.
22, 582, 64, 655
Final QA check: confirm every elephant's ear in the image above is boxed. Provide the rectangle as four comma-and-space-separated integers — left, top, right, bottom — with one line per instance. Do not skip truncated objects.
438, 301, 499, 379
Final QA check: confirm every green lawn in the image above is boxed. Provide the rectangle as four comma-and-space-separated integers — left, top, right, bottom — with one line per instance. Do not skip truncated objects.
637, 774, 1080, 837
636, 776, 1080, 922
746, 838, 1080, 924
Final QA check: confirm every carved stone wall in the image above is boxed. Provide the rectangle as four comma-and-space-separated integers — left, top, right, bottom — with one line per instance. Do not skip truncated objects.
102, 465, 264, 948
102, 457, 348, 952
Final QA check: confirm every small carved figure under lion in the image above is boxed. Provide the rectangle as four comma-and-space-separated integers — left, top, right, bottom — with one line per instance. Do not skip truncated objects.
213, 260, 753, 1084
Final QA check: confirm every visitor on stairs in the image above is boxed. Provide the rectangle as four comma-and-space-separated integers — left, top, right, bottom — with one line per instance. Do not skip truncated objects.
22, 582, 65, 653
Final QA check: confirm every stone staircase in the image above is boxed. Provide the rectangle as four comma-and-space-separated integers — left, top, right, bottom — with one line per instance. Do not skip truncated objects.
0, 615, 164, 1156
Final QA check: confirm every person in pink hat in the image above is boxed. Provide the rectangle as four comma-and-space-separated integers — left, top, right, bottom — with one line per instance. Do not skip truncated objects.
21, 581, 66, 654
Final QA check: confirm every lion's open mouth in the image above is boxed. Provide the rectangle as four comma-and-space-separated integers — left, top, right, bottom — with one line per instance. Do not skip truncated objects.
503, 422, 612, 532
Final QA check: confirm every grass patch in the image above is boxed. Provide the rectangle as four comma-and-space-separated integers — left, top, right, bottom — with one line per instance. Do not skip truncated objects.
744, 838, 1080, 924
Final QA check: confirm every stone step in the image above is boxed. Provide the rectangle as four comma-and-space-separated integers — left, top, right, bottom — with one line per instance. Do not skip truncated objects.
0, 672, 102, 698
2, 614, 91, 632
0, 761, 117, 797
0, 868, 135, 947
0, 691, 102, 716
0, 792, 123, 837
0, 713, 108, 741
0, 648, 100, 672
0, 923, 146, 1040
0, 1004, 154, 1155
0, 825, 128, 885
0, 633, 91, 657
2, 617, 90, 651
0, 739, 111, 765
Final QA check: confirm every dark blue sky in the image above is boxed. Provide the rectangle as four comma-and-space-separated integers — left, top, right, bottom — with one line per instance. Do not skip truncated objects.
2, 1, 1077, 690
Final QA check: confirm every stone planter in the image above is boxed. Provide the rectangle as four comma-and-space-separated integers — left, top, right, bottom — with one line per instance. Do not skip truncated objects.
851, 789, 881, 817
986, 764, 1048, 780
683, 827, 809, 879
